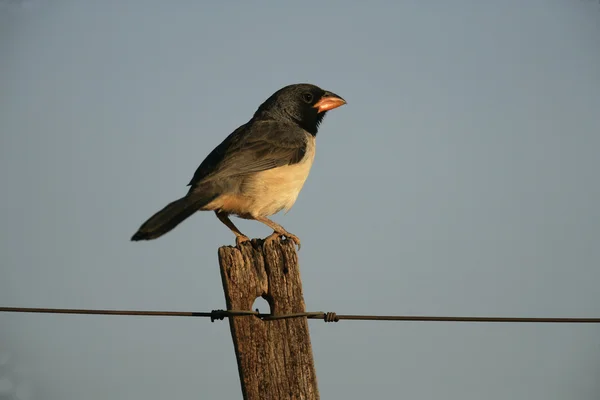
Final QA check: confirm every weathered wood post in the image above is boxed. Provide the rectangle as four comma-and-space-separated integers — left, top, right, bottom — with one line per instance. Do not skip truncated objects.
218, 239, 319, 400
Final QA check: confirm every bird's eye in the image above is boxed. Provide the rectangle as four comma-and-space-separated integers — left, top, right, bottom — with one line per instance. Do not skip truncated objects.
302, 93, 313, 103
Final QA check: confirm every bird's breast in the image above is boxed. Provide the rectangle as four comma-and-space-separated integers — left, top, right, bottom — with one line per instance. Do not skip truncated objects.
243, 136, 316, 217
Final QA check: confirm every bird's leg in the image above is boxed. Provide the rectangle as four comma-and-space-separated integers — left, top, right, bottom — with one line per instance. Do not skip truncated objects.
253, 216, 301, 250
215, 211, 250, 247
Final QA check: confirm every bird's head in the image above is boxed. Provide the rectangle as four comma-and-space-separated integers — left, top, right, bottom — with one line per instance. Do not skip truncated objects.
253, 83, 346, 136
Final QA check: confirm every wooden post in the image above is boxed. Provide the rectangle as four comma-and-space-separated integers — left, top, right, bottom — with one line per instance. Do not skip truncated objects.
218, 239, 319, 400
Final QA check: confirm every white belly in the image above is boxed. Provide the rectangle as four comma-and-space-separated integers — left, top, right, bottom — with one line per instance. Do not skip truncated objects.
245, 136, 316, 217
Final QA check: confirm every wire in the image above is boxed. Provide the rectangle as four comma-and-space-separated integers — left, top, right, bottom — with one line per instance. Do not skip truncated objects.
1, 307, 600, 324
0, 307, 207, 317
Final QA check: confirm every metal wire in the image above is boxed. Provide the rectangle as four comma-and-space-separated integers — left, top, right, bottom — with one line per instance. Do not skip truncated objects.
1, 307, 600, 324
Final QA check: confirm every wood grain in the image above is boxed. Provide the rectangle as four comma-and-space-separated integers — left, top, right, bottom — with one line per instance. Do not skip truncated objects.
218, 238, 319, 400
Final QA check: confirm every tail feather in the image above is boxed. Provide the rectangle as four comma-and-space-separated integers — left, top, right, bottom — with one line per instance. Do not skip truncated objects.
131, 193, 215, 241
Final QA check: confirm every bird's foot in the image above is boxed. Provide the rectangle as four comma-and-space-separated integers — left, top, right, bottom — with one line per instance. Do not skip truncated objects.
264, 231, 301, 250
235, 235, 251, 247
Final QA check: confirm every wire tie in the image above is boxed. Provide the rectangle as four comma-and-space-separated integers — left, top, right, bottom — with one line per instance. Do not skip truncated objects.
324, 312, 339, 322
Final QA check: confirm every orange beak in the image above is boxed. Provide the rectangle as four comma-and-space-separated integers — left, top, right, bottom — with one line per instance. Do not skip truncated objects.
313, 92, 346, 113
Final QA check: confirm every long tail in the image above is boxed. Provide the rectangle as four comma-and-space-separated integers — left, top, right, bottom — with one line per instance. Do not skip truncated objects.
131, 193, 216, 241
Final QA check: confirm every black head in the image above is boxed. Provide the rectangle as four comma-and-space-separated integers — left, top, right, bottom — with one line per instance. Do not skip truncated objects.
253, 83, 346, 136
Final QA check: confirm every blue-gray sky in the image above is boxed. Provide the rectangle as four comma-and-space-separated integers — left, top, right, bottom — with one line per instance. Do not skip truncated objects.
1, 1, 600, 399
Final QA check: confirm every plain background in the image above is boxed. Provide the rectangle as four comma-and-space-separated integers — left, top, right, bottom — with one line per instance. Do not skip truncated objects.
1, 1, 599, 399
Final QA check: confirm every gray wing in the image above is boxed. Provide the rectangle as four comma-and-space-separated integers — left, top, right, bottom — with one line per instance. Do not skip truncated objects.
188, 120, 307, 188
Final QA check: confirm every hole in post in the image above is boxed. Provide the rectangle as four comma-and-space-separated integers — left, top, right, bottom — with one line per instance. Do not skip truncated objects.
251, 295, 274, 316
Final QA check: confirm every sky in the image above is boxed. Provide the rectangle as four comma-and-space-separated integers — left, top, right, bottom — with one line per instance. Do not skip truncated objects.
1, 1, 600, 399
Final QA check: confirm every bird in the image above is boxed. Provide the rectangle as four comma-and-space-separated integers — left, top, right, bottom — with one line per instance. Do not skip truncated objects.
131, 83, 346, 249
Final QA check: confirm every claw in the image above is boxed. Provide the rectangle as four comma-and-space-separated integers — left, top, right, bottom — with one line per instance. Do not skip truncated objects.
286, 234, 301, 251
264, 232, 281, 247
264, 232, 301, 250
235, 235, 251, 247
